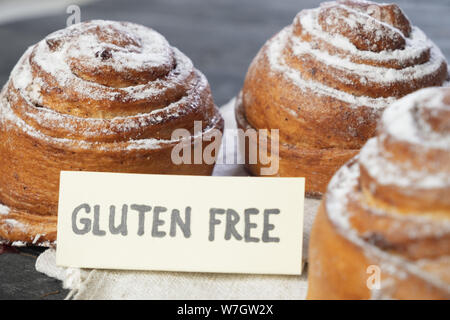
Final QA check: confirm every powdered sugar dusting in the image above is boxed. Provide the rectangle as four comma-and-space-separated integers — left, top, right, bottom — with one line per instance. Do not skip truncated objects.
360, 138, 449, 188
326, 160, 450, 295
264, 5, 447, 110
63, 21, 172, 72
382, 87, 450, 150
14, 33, 193, 105
298, 6, 427, 62
326, 159, 360, 230
0, 87, 221, 151
0, 20, 218, 151
2, 93, 174, 150
4, 219, 26, 232
11, 47, 44, 104
18, 74, 208, 138
267, 27, 395, 109
290, 31, 444, 85
0, 204, 10, 215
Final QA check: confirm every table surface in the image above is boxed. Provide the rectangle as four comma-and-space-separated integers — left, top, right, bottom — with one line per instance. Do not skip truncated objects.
0, 0, 449, 300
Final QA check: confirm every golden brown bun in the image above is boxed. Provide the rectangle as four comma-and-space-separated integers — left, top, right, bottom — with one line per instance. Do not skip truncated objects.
0, 20, 223, 245
235, 93, 355, 198
308, 87, 450, 299
237, 0, 448, 194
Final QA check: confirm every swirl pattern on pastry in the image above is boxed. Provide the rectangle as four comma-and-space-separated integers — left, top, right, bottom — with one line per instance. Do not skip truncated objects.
0, 20, 223, 245
236, 0, 448, 195
307, 87, 450, 299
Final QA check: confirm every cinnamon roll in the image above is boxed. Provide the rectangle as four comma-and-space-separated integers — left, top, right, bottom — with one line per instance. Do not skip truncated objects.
0, 20, 223, 245
236, 0, 448, 195
307, 87, 450, 299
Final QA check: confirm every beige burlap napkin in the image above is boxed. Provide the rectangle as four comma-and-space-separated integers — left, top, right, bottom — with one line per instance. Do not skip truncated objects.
35, 98, 320, 299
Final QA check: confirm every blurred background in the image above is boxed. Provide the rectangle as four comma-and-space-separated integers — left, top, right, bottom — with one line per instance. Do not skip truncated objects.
0, 0, 449, 107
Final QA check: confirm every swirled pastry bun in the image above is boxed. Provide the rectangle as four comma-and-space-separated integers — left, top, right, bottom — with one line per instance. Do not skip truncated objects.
307, 87, 450, 300
235, 0, 448, 196
0, 20, 223, 245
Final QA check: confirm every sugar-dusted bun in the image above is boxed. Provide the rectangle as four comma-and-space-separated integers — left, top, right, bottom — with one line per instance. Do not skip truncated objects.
0, 20, 223, 246
307, 87, 450, 299
236, 0, 448, 195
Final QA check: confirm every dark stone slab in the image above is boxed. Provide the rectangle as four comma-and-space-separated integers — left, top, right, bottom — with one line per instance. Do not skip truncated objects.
0, 0, 449, 300
0, 247, 67, 300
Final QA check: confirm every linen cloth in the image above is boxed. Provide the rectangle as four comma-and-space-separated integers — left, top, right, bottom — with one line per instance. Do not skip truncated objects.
35, 98, 320, 299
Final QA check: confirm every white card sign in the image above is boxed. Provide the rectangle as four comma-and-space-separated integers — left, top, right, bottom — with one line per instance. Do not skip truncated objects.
56, 171, 305, 275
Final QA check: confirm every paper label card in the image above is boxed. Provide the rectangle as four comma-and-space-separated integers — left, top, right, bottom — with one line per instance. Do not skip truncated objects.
56, 171, 305, 275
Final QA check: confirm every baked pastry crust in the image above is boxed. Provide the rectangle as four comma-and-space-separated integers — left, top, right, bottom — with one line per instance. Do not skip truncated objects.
237, 0, 448, 195
307, 87, 450, 299
0, 20, 223, 245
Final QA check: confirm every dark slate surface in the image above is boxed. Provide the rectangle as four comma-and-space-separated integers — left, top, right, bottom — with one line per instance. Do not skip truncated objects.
0, 0, 449, 300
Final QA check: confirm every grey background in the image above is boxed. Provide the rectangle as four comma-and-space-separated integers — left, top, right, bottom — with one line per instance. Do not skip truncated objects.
0, 0, 449, 299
